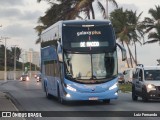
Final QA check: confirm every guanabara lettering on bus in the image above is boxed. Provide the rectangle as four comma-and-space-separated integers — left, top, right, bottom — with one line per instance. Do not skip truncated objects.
40, 20, 126, 104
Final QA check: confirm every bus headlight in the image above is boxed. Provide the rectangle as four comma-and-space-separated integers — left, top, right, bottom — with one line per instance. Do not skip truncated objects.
66, 94, 71, 98
66, 85, 77, 92
109, 83, 118, 90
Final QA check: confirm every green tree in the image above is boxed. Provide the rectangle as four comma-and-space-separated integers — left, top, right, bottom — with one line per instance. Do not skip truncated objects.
143, 5, 160, 45
35, 0, 118, 42
110, 8, 144, 67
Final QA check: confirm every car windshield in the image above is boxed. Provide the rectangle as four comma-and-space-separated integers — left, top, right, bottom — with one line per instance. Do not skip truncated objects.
64, 51, 117, 84
144, 70, 160, 80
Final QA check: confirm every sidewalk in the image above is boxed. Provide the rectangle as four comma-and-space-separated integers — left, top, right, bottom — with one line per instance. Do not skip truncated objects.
0, 81, 24, 120
0, 91, 18, 111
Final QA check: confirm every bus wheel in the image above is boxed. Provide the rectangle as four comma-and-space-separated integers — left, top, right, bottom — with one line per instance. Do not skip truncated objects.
45, 85, 52, 99
103, 99, 110, 104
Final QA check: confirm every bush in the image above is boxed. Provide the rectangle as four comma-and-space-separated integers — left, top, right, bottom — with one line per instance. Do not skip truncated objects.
119, 83, 132, 92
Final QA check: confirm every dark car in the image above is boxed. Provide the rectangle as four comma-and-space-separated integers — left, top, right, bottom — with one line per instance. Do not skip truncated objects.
35, 74, 41, 82
118, 73, 125, 84
20, 74, 30, 81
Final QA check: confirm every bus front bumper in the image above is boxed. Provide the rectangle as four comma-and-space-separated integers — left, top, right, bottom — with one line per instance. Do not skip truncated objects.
62, 88, 118, 101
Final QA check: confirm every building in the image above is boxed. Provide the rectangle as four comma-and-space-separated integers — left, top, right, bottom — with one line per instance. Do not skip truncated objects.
21, 48, 40, 67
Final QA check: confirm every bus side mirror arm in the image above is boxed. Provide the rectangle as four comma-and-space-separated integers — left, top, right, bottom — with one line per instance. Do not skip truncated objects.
116, 43, 127, 61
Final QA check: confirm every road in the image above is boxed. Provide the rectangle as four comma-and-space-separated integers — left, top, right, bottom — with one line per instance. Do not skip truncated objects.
0, 79, 160, 120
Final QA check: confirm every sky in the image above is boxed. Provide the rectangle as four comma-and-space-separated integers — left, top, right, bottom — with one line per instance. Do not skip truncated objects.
0, 0, 160, 66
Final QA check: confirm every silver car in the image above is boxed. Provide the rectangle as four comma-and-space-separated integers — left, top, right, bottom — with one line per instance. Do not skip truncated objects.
132, 65, 160, 101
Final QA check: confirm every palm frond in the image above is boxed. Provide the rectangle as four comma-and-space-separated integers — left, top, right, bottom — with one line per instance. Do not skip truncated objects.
143, 39, 160, 44
97, 0, 107, 19
108, 0, 118, 8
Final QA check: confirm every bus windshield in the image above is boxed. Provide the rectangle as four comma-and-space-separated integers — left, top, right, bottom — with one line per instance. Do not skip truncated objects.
64, 51, 117, 84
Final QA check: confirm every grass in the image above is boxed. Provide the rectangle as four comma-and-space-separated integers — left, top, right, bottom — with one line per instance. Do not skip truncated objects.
119, 83, 132, 93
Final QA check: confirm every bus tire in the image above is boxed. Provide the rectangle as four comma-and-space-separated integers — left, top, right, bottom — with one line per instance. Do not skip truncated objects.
45, 84, 52, 99
103, 99, 110, 104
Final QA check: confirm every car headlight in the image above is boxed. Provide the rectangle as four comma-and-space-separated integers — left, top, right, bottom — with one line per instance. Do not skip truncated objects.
66, 85, 76, 92
26, 77, 29, 81
109, 83, 118, 90
147, 84, 156, 89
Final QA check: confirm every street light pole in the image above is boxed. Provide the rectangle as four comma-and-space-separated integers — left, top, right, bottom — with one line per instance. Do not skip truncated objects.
106, 0, 109, 19
13, 45, 18, 80
4, 37, 10, 81
0, 37, 10, 81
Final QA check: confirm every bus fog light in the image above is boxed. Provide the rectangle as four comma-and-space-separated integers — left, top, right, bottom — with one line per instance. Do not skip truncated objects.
66, 85, 77, 92
115, 92, 118, 96
109, 83, 118, 90
66, 94, 71, 98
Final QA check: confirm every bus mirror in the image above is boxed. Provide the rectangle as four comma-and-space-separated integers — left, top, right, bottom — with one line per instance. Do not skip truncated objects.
57, 44, 63, 62
58, 53, 63, 62
116, 43, 127, 61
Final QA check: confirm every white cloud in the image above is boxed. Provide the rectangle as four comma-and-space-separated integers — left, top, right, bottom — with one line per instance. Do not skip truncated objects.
0, 0, 25, 6
0, 0, 49, 51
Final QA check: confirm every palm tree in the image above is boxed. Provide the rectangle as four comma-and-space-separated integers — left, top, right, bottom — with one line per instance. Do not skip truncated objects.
67, 0, 118, 19
35, 0, 118, 44
143, 5, 160, 45
110, 8, 144, 67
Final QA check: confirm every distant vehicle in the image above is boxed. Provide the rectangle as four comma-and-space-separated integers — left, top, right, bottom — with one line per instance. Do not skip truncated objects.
20, 74, 29, 81
118, 73, 125, 83
40, 20, 126, 104
35, 74, 41, 82
123, 68, 134, 83
34, 74, 37, 78
132, 65, 160, 101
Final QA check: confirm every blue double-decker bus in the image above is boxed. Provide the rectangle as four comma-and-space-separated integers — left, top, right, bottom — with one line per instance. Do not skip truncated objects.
40, 20, 126, 104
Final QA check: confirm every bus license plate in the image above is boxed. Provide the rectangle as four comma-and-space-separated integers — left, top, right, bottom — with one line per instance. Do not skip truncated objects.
89, 97, 98, 100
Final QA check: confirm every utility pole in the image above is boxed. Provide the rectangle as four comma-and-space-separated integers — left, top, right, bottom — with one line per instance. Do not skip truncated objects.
106, 0, 109, 19
13, 45, 18, 80
0, 37, 10, 81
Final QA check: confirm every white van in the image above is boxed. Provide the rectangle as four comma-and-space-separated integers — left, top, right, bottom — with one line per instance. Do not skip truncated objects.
123, 68, 135, 83
132, 65, 160, 101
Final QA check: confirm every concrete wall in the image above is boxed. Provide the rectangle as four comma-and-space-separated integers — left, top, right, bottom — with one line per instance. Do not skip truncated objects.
0, 71, 40, 80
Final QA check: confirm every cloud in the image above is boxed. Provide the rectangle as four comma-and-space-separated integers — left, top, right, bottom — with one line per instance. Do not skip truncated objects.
3, 24, 35, 38
19, 10, 42, 21
0, 7, 42, 23
118, 3, 139, 12
0, 8, 21, 18
0, 0, 24, 6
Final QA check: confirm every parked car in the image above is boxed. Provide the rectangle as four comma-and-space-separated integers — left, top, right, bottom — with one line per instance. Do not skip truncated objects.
20, 74, 30, 81
118, 73, 125, 84
35, 73, 41, 82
